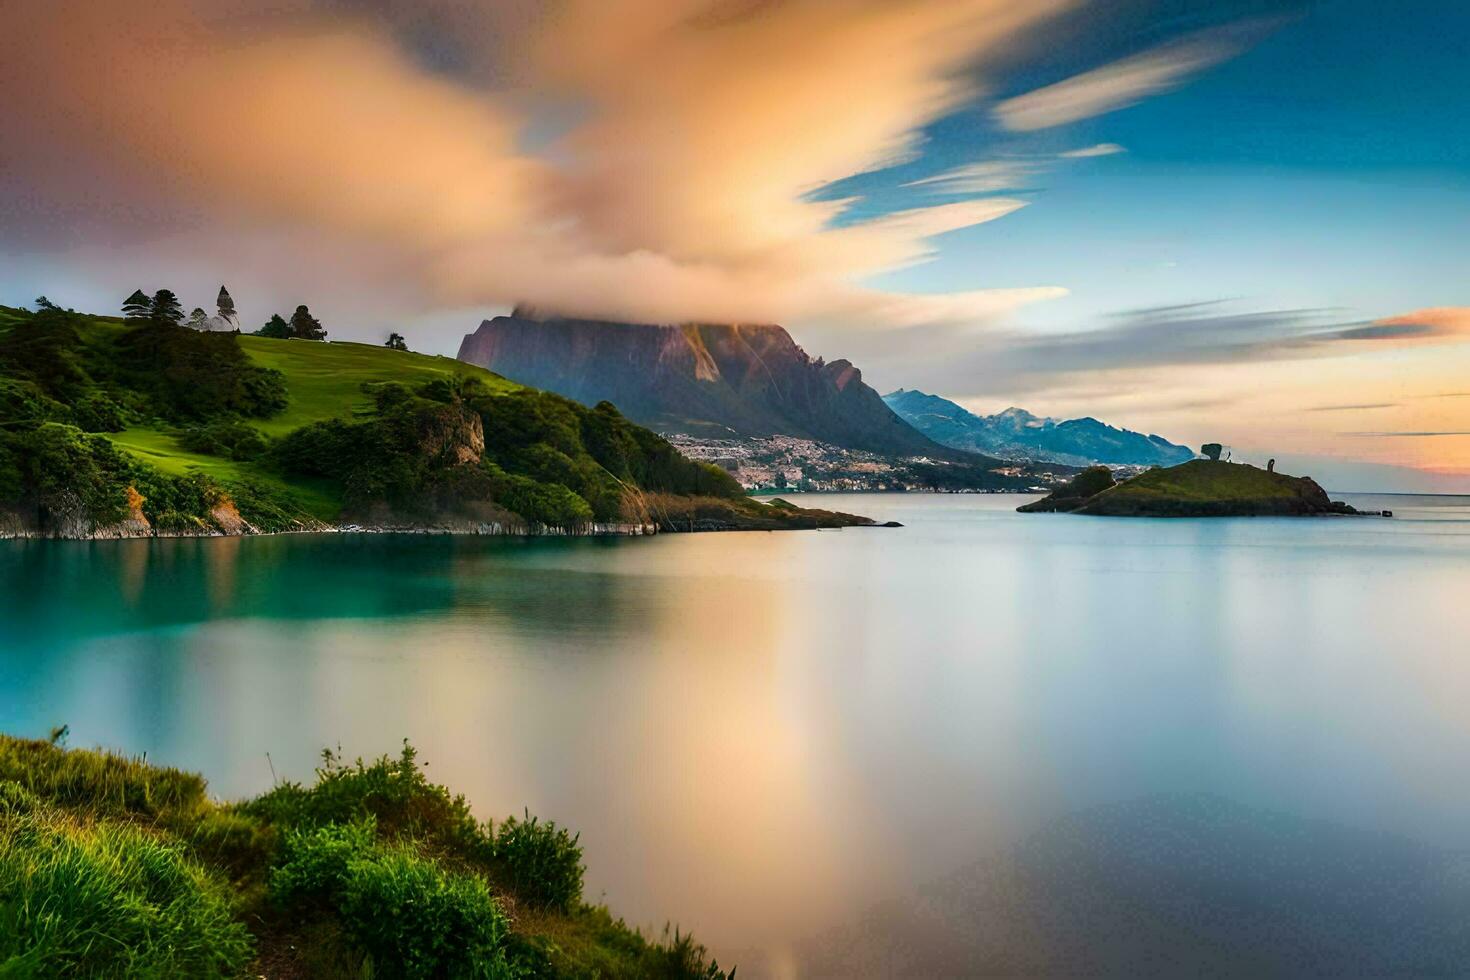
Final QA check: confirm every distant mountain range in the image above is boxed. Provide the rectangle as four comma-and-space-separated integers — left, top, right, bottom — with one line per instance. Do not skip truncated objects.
883, 389, 1194, 467
458, 310, 961, 458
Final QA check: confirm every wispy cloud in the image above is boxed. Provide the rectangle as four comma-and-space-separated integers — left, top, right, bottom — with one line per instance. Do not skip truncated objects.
993, 22, 1271, 131
1307, 403, 1398, 412
900, 161, 1038, 194
1345, 431, 1470, 438
1059, 143, 1127, 158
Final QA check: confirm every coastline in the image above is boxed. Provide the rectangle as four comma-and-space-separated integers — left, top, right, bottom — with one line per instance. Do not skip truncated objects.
0, 506, 891, 541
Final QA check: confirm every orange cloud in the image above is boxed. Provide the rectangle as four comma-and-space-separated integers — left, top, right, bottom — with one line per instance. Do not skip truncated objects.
1371, 307, 1470, 337
0, 0, 1072, 329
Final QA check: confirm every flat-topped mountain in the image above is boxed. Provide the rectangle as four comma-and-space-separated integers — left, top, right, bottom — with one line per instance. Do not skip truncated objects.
884, 388, 1193, 467
458, 310, 957, 458
1019, 459, 1359, 517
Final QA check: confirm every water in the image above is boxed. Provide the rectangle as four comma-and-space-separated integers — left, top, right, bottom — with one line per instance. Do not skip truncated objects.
4, 493, 1470, 975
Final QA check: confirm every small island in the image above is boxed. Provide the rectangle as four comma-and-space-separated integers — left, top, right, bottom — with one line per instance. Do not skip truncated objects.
1019, 459, 1363, 517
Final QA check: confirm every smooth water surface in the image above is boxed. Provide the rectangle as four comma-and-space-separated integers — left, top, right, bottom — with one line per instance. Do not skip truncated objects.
5, 493, 1470, 975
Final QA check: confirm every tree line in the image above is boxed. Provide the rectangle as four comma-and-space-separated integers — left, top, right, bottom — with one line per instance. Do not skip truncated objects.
120, 287, 328, 341
113, 288, 412, 349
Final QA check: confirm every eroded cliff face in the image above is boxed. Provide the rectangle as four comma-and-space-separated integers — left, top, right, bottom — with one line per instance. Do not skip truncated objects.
456, 311, 952, 456
415, 402, 485, 466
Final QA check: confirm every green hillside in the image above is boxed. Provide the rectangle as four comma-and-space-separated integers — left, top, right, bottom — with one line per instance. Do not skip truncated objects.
0, 302, 870, 535
235, 336, 519, 436
1019, 459, 1357, 517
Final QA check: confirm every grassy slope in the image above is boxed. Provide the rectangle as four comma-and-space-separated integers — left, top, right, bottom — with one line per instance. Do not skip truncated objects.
235, 337, 518, 436
79, 322, 521, 521
1096, 459, 1306, 503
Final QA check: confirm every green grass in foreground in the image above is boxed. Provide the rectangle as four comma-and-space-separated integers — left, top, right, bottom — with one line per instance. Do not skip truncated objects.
0, 731, 731, 979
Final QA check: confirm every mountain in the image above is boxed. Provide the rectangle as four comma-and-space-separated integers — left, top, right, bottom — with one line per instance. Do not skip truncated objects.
457, 309, 956, 458
883, 388, 1194, 467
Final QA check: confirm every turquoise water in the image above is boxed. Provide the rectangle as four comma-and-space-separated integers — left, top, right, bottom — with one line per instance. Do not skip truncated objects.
5, 492, 1470, 975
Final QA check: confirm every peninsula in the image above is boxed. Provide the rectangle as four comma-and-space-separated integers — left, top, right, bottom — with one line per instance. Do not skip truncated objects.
0, 299, 877, 538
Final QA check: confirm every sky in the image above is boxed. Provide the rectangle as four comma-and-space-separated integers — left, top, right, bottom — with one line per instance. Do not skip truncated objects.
2, 0, 1467, 489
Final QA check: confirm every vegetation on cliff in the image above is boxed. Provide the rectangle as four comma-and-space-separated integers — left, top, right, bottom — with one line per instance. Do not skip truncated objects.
0, 731, 730, 978
1019, 459, 1358, 517
0, 302, 869, 536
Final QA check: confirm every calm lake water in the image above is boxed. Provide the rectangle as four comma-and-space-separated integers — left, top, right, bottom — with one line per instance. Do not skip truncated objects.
5, 492, 1470, 975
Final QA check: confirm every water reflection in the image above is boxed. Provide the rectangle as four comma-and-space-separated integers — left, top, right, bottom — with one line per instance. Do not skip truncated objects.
796, 794, 1470, 976
4, 495, 1470, 975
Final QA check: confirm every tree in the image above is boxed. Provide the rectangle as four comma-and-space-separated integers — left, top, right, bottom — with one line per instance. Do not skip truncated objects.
385, 332, 408, 351
149, 289, 184, 327
216, 285, 237, 322
1201, 443, 1223, 461
256, 314, 291, 339
188, 307, 210, 330
33, 296, 59, 312
288, 304, 326, 341
122, 289, 151, 322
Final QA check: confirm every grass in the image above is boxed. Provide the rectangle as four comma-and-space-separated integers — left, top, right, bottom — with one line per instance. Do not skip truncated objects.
0, 733, 733, 979
106, 427, 342, 522
1101, 459, 1307, 503
236, 337, 518, 437
96, 333, 520, 523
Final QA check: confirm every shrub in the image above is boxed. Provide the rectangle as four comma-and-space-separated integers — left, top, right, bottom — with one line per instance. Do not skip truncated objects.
269, 819, 377, 905
492, 811, 584, 913
339, 845, 510, 979
0, 378, 68, 425
70, 390, 128, 432
271, 821, 511, 979
179, 419, 269, 461
0, 805, 253, 977
245, 742, 483, 859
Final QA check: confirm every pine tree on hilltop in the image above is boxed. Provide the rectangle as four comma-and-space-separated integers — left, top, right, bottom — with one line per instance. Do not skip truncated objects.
288, 304, 326, 341
122, 289, 151, 322
256, 314, 291, 339
216, 285, 236, 320
385, 332, 408, 351
188, 307, 210, 330
149, 289, 184, 327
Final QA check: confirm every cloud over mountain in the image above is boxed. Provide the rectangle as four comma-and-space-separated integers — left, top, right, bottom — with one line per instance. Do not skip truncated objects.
0, 0, 1073, 329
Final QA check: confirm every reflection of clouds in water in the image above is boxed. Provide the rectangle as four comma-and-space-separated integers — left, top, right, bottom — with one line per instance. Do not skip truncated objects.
795, 794, 1470, 977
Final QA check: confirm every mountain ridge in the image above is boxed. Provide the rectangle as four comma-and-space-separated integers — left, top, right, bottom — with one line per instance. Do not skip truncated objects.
884, 388, 1193, 467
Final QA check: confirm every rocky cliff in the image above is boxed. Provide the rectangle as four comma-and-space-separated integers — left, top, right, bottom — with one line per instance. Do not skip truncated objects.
457, 310, 956, 457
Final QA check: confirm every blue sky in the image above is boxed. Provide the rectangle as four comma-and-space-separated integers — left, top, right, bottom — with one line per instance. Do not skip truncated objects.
840, 0, 1468, 330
